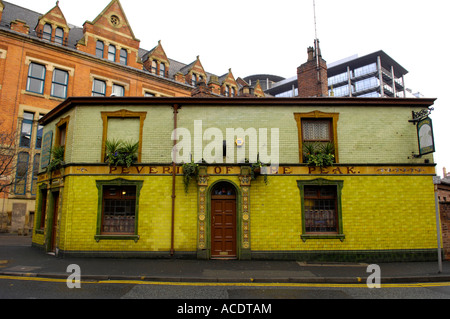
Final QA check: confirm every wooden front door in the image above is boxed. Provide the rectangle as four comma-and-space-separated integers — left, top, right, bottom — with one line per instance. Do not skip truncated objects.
51, 192, 59, 252
211, 197, 237, 258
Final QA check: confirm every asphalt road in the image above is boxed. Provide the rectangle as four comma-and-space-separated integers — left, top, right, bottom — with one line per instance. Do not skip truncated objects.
2, 275, 450, 300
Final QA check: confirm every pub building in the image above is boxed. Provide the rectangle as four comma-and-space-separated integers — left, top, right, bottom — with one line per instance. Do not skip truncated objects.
32, 95, 439, 261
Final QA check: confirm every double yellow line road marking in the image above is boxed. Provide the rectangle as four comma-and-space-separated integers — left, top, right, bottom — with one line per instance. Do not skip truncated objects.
1, 274, 450, 289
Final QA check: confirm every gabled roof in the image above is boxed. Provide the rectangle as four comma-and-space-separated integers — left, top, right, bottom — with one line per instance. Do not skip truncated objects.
84, 0, 139, 42
0, 1, 233, 88
37, 1, 68, 27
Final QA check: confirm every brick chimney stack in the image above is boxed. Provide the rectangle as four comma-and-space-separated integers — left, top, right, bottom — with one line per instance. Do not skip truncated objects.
297, 40, 328, 97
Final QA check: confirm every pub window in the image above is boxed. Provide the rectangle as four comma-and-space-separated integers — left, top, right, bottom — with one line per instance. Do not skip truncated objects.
302, 119, 332, 143
51, 69, 69, 99
43, 23, 52, 41
101, 185, 136, 234
294, 111, 339, 163
95, 179, 143, 241
303, 185, 337, 233
58, 123, 66, 148
92, 79, 106, 96
297, 179, 345, 241
38, 188, 47, 230
14, 152, 29, 195
96, 40, 104, 58
55, 116, 69, 161
108, 45, 116, 62
119, 48, 127, 65
54, 27, 64, 45
19, 112, 34, 148
26, 63, 46, 94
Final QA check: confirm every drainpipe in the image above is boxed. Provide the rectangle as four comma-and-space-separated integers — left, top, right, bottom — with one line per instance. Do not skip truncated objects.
170, 104, 180, 256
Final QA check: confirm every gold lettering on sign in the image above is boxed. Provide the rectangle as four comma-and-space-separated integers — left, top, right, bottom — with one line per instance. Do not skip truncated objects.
66, 165, 433, 177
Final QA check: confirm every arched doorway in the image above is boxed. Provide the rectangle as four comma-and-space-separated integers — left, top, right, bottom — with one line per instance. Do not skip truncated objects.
210, 181, 237, 258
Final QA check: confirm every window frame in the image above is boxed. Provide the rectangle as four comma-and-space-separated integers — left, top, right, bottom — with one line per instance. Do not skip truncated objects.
159, 62, 165, 77
151, 60, 157, 74
19, 112, 34, 148
31, 154, 40, 195
95, 178, 143, 242
108, 45, 116, 62
36, 185, 48, 232
26, 62, 46, 95
96, 40, 104, 58
297, 178, 345, 242
43, 23, 52, 41
54, 27, 64, 45
14, 152, 29, 195
35, 115, 44, 149
100, 109, 147, 163
119, 48, 127, 65
55, 116, 70, 160
112, 84, 125, 97
92, 79, 106, 96
294, 111, 339, 163
51, 68, 69, 99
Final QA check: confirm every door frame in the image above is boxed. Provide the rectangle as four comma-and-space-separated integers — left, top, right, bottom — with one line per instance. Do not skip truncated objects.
44, 189, 60, 254
210, 194, 237, 258
204, 179, 242, 260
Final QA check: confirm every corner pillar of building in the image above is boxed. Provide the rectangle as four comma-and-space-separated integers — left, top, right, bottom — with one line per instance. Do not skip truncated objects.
196, 166, 209, 260
239, 166, 252, 260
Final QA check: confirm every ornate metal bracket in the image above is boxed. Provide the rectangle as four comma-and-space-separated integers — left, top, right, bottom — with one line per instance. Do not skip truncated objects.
409, 107, 434, 124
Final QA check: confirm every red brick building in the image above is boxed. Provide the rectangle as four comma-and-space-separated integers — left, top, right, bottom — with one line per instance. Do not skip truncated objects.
0, 0, 268, 233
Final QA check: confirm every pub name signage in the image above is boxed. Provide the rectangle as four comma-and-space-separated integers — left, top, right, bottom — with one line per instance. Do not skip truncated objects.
63, 164, 434, 176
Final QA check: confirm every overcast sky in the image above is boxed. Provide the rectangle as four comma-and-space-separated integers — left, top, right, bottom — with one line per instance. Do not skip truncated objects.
5, 0, 450, 177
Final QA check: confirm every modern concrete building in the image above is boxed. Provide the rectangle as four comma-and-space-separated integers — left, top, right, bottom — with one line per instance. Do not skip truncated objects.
262, 50, 410, 98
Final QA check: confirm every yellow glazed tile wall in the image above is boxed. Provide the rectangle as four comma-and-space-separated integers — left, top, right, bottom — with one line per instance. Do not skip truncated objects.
59, 175, 198, 253
250, 175, 437, 252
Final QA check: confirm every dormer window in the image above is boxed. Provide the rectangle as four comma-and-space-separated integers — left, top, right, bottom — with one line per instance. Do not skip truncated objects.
151, 60, 157, 74
43, 23, 52, 41
192, 73, 197, 86
55, 27, 64, 45
159, 63, 165, 77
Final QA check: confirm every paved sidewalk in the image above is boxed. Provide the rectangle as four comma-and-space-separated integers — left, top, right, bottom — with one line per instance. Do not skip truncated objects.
1, 233, 449, 284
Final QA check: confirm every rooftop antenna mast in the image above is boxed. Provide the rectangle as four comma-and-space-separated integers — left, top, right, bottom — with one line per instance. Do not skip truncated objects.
313, 0, 322, 84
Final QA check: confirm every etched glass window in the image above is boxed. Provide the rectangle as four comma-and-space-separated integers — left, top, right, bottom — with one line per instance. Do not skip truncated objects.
302, 120, 331, 142
101, 185, 136, 234
304, 185, 337, 233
